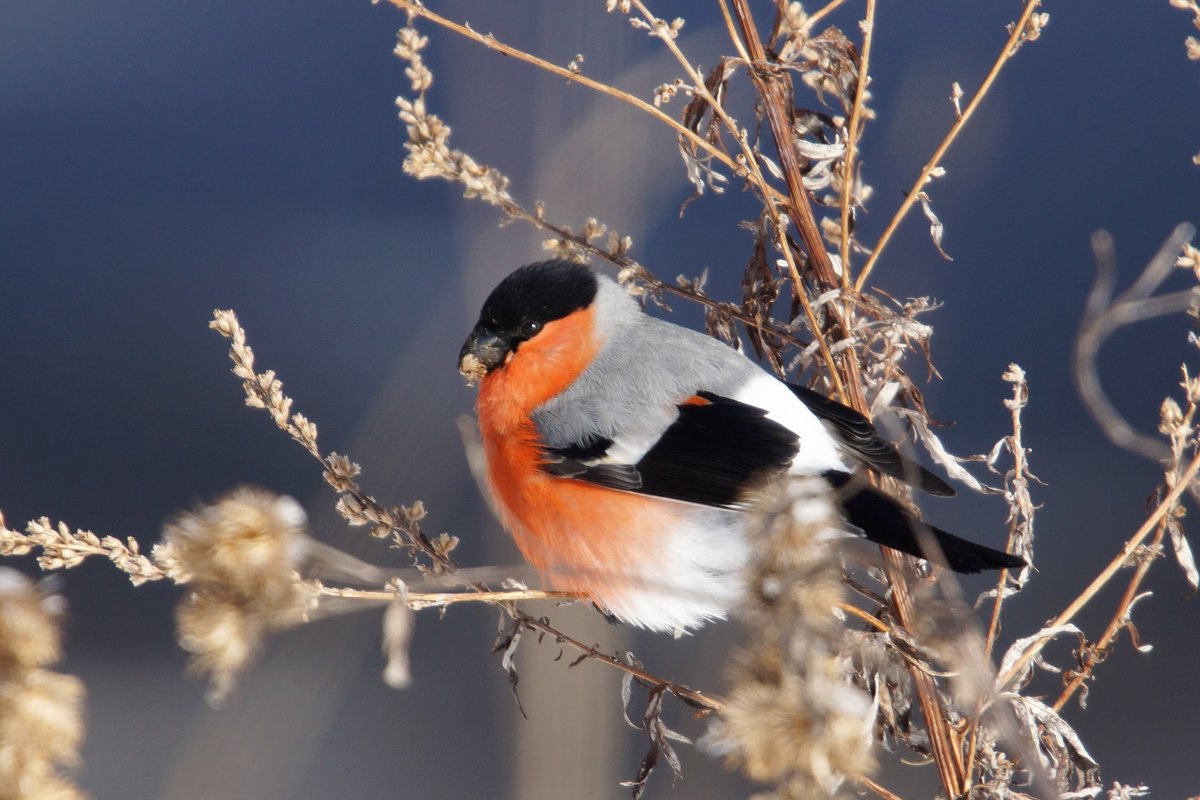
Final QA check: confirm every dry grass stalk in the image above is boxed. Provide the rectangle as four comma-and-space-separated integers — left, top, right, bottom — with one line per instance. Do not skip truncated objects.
852, 0, 1047, 291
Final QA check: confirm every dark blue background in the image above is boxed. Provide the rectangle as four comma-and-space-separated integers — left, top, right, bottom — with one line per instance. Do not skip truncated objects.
3, 1, 1197, 797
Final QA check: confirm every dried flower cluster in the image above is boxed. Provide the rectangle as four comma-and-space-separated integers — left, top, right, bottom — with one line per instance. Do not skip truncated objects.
0, 568, 86, 800
704, 480, 874, 798
0, 514, 165, 586
159, 488, 314, 703
393, 24, 514, 207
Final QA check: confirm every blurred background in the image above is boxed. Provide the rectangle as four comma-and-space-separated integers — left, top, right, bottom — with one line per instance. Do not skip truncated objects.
2, 1, 1198, 797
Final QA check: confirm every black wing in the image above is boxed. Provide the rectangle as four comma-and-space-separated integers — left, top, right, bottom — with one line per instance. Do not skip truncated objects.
825, 471, 1024, 573
541, 392, 799, 508
788, 384, 955, 498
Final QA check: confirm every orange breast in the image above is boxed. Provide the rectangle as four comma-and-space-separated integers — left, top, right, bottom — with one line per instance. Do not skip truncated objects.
475, 306, 679, 602
480, 423, 679, 601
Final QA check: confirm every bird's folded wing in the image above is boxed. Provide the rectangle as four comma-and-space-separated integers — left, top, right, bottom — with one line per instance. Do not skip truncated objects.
540, 392, 798, 508
787, 383, 955, 498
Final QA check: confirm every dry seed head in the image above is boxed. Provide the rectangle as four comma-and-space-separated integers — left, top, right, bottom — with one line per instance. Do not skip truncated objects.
0, 569, 65, 674
0, 670, 85, 768
718, 674, 873, 792
163, 488, 315, 702
163, 488, 308, 603
176, 592, 261, 705
708, 480, 875, 795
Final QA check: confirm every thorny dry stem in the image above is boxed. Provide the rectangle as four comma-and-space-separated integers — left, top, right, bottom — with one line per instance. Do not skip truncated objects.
964, 365, 1035, 786
998, 448, 1200, 691
853, 0, 1045, 292
1049, 515, 1167, 712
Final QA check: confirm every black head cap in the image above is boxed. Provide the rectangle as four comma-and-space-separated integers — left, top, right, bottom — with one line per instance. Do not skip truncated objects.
458, 261, 598, 376
477, 261, 598, 334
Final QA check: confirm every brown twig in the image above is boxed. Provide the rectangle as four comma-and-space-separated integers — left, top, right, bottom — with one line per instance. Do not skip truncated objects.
515, 612, 724, 712
724, 5, 964, 793
803, 0, 854, 35
854, 0, 1044, 292
882, 550, 967, 795
727, 0, 838, 289
838, 0, 876, 291
726, 0, 872, 411
856, 774, 907, 800
1051, 517, 1167, 711
998, 448, 1200, 690
1051, 376, 1198, 709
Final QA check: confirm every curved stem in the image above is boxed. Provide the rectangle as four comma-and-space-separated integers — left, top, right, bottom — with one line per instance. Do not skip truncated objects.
854, 0, 1043, 291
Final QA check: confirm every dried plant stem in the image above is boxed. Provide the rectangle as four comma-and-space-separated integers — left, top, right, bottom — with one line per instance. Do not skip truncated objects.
726, 0, 865, 406
727, 0, 839, 289
853, 0, 1044, 292
317, 585, 579, 608
999, 448, 1200, 689
963, 371, 1032, 783
839, 0, 876, 291
883, 549, 966, 795
716, 0, 751, 63
1051, 517, 1168, 711
722, 6, 965, 792
515, 612, 725, 713
839, 600, 889, 632
804, 0, 854, 34
856, 774, 907, 800
984, 375, 1032, 659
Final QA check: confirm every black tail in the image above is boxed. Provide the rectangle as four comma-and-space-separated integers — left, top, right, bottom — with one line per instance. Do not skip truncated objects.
824, 472, 1025, 574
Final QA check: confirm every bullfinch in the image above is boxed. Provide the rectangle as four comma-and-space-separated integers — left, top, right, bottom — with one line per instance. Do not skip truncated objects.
458, 260, 1024, 632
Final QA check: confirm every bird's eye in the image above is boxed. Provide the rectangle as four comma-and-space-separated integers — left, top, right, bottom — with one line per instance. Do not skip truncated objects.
520, 320, 543, 338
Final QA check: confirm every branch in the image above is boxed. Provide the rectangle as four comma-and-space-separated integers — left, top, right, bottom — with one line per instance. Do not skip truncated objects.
997, 447, 1200, 690
839, 0, 876, 290
1074, 224, 1198, 462
854, 0, 1045, 291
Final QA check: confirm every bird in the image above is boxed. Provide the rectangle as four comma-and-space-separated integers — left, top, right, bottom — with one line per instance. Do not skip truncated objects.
458, 260, 1024, 632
